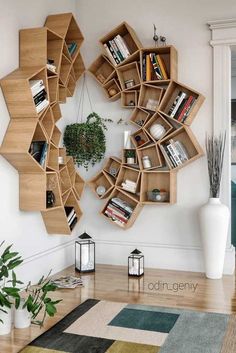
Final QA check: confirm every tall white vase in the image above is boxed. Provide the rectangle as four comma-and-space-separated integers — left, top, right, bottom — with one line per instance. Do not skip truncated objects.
0, 307, 12, 335
199, 198, 230, 279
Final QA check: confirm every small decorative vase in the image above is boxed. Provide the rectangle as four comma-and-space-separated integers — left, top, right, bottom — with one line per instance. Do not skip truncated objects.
149, 123, 166, 140
199, 198, 230, 279
14, 300, 31, 329
0, 306, 12, 335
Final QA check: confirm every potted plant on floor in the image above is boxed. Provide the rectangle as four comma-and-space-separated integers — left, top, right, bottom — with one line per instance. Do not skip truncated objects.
16, 271, 62, 328
0, 241, 23, 335
199, 133, 229, 279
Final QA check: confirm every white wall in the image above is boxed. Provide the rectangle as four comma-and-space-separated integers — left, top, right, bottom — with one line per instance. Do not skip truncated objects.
1, 1, 235, 282
74, 0, 236, 273
0, 0, 80, 284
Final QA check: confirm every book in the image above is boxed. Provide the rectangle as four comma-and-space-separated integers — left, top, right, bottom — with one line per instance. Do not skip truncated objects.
67, 209, 76, 223
169, 92, 187, 118
114, 36, 127, 59
104, 43, 118, 66
104, 210, 127, 225
181, 98, 196, 123
110, 39, 124, 62
115, 34, 130, 57
149, 53, 162, 80
68, 42, 77, 55
69, 217, 78, 230
46, 63, 57, 72
109, 201, 131, 218
142, 55, 146, 80
177, 96, 195, 122
30, 81, 45, 97
30, 79, 43, 91
174, 140, 189, 162
105, 207, 128, 223
33, 89, 47, 103
166, 141, 183, 166
68, 213, 77, 226
50, 275, 83, 289
35, 99, 49, 113
39, 142, 48, 167
156, 55, 168, 80
107, 203, 129, 218
146, 54, 152, 81
111, 197, 133, 214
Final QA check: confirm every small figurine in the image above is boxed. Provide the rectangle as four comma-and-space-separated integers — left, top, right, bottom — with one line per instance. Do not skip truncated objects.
153, 24, 159, 47
128, 100, 135, 107
160, 36, 166, 46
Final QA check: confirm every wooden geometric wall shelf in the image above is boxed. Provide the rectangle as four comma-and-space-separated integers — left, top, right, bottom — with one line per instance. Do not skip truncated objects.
0, 13, 85, 235
88, 22, 205, 229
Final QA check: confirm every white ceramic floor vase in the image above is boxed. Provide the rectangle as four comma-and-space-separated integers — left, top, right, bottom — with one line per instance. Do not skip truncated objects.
199, 198, 230, 279
0, 307, 12, 335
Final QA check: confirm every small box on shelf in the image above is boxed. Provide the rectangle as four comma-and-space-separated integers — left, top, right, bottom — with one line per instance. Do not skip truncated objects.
121, 90, 138, 108
129, 107, 150, 127
137, 144, 162, 170
158, 80, 205, 125
143, 112, 173, 142
116, 62, 141, 90
140, 46, 177, 82
140, 170, 176, 204
159, 126, 204, 170
99, 22, 142, 67
88, 54, 116, 85
88, 170, 114, 199
138, 84, 163, 111
101, 188, 143, 229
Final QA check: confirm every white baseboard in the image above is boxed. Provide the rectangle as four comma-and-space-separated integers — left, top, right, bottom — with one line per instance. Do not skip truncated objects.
95, 240, 235, 275
17, 240, 235, 284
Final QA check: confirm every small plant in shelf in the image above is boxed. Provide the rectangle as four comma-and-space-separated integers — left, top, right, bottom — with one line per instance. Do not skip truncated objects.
125, 150, 136, 164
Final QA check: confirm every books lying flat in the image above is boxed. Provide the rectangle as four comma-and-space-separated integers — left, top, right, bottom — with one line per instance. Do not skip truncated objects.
104, 197, 134, 227
51, 275, 83, 289
36, 99, 49, 113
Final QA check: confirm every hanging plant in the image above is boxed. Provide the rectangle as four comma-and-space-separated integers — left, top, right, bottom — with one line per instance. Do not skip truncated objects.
64, 112, 113, 171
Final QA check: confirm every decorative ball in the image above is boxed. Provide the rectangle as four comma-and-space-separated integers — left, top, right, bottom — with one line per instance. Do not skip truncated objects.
149, 123, 166, 140
96, 185, 106, 196
108, 88, 117, 97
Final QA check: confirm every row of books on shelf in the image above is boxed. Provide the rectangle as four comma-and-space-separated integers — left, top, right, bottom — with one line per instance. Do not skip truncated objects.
30, 79, 49, 113
65, 206, 78, 230
104, 197, 134, 227
160, 139, 189, 168
104, 35, 131, 66
168, 91, 196, 123
142, 53, 168, 81
29, 140, 48, 167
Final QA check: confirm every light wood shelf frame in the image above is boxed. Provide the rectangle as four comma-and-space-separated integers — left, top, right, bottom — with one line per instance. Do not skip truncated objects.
88, 54, 116, 85
116, 62, 141, 90
143, 112, 173, 142
138, 83, 164, 111
121, 90, 139, 108
0, 12, 86, 235
137, 143, 162, 170
88, 170, 115, 199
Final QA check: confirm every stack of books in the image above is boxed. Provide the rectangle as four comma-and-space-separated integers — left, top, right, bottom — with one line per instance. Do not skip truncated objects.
104, 197, 134, 227
121, 179, 137, 194
167, 91, 196, 123
29, 141, 48, 167
65, 206, 77, 230
160, 139, 189, 168
103, 35, 131, 66
142, 53, 168, 81
30, 79, 49, 113
68, 42, 77, 56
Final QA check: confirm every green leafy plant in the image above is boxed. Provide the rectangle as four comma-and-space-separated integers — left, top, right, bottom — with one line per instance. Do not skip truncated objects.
125, 150, 136, 158
64, 112, 127, 171
21, 271, 62, 327
0, 241, 23, 323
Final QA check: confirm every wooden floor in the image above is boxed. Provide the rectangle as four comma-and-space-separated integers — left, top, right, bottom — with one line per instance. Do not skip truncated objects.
0, 264, 235, 353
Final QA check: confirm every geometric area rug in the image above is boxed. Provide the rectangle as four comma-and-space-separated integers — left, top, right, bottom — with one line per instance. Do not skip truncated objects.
20, 299, 235, 353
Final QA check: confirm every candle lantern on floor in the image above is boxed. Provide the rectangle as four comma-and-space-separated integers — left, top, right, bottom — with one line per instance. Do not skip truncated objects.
75, 232, 95, 273
128, 249, 144, 277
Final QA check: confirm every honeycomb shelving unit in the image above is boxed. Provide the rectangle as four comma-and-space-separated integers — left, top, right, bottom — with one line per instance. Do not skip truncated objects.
0, 13, 86, 235
88, 21, 205, 229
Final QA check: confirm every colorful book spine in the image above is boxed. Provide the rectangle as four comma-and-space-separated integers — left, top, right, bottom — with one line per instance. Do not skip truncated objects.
177, 96, 194, 122
156, 55, 168, 80
39, 142, 48, 167
146, 55, 152, 81
109, 40, 123, 63
114, 36, 128, 59
170, 92, 187, 118
150, 54, 162, 80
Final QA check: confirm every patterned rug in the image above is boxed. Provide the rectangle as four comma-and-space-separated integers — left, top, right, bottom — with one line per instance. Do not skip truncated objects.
20, 299, 236, 353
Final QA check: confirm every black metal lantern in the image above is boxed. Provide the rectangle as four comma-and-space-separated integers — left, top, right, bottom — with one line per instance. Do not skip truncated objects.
75, 232, 95, 273
128, 249, 144, 277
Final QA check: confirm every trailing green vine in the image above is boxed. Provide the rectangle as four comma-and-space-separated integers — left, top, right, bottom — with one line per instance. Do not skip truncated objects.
64, 112, 119, 171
